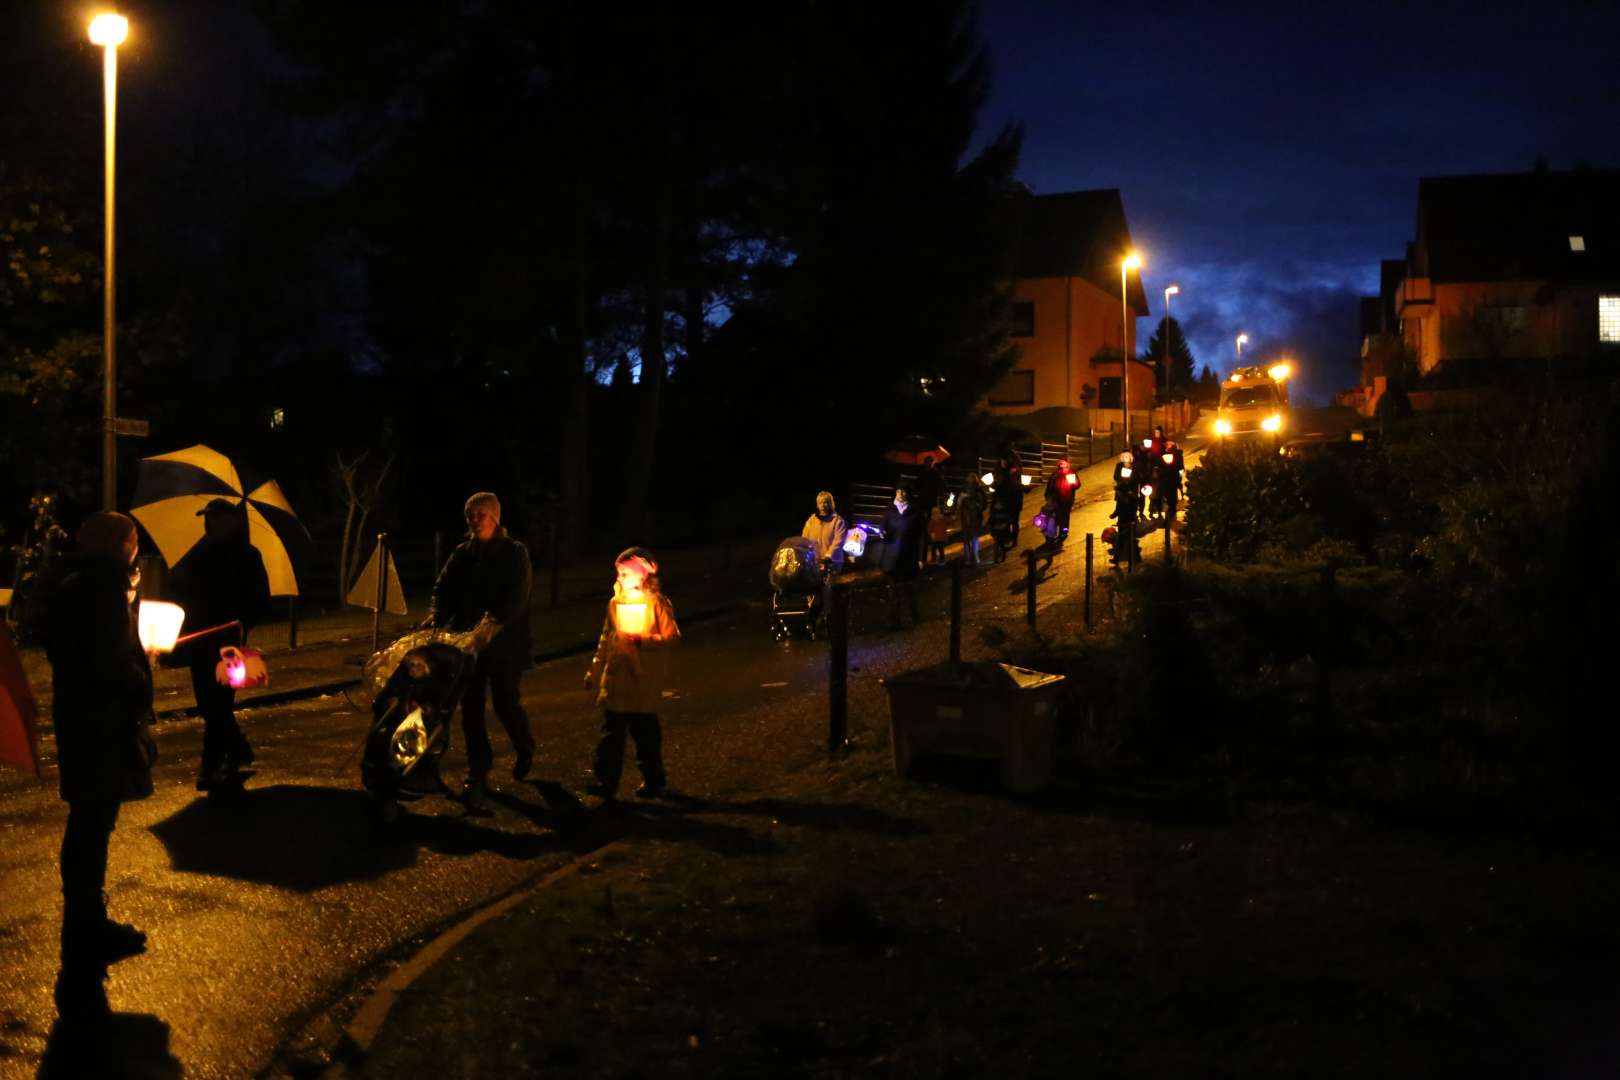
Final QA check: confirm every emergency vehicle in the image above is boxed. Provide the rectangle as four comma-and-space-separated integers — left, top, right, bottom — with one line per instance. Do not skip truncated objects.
1214, 364, 1290, 442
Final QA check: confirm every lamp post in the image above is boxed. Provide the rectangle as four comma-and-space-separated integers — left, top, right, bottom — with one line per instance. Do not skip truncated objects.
1236, 332, 1249, 364
1121, 252, 1141, 445
90, 12, 129, 511
1161, 283, 1180, 405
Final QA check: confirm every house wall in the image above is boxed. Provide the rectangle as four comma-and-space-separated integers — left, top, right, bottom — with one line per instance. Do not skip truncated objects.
1404, 279, 1620, 371
988, 275, 1140, 415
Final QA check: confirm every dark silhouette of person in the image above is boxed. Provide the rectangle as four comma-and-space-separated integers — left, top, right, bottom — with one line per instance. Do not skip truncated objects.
1044, 457, 1079, 546
914, 457, 944, 516
41, 512, 156, 1022
168, 499, 271, 790
879, 486, 925, 628
428, 491, 535, 807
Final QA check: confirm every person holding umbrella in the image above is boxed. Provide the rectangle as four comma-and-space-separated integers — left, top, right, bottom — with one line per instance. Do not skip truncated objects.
169, 499, 271, 790
427, 492, 535, 808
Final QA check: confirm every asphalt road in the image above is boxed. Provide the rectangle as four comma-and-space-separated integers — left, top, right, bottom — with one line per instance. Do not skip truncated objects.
0, 486, 1156, 1077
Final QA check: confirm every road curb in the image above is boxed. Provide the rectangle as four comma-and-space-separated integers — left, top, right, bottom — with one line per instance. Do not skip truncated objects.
311, 839, 633, 1075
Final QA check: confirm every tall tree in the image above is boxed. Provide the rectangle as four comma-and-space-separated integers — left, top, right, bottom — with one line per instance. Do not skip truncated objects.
1141, 316, 1197, 396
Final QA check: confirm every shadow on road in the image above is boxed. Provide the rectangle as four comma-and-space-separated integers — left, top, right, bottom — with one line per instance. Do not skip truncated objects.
38, 1012, 181, 1079
148, 784, 570, 891
643, 795, 931, 837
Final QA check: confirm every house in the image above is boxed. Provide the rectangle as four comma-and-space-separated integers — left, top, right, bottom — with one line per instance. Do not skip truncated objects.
1390, 166, 1620, 375
985, 190, 1150, 430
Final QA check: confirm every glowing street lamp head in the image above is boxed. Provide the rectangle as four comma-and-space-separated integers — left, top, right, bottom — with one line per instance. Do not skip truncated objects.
1164, 284, 1180, 297
1122, 252, 1142, 272
89, 13, 129, 46
1236, 333, 1249, 347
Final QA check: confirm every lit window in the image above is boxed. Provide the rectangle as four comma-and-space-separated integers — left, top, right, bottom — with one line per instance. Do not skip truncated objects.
1569, 236, 1586, 252
1600, 296, 1620, 344
269, 407, 285, 429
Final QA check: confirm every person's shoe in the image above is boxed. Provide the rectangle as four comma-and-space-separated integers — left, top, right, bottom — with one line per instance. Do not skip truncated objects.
512, 743, 534, 782
634, 784, 665, 800
195, 763, 230, 791
584, 781, 618, 802
460, 779, 491, 812
99, 920, 146, 964
53, 970, 110, 1023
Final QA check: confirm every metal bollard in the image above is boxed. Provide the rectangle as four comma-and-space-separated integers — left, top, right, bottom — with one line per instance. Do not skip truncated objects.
1084, 532, 1094, 631
1024, 549, 1038, 628
371, 532, 388, 654
949, 560, 963, 662
828, 583, 849, 754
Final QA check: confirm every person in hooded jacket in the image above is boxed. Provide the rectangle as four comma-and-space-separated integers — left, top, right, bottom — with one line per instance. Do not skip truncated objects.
167, 499, 271, 790
427, 491, 535, 806
801, 491, 848, 572
1043, 457, 1080, 546
956, 475, 987, 565
1131, 437, 1158, 521
880, 485, 925, 627
584, 548, 680, 800
41, 512, 156, 1020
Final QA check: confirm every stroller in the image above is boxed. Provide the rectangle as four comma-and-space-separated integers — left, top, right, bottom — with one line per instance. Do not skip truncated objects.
769, 536, 829, 641
359, 617, 495, 822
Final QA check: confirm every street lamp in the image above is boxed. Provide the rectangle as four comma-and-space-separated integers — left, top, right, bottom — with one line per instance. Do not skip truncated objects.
90, 12, 129, 511
1162, 284, 1180, 403
1121, 252, 1141, 445
1236, 332, 1249, 363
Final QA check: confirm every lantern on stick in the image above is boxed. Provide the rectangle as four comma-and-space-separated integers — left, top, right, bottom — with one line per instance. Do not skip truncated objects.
215, 645, 268, 689
136, 601, 186, 654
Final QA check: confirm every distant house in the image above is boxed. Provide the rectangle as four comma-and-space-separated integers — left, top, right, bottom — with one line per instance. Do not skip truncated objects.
985, 190, 1150, 428
1389, 166, 1620, 375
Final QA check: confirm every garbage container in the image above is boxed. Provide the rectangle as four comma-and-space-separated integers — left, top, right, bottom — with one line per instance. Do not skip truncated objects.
881, 661, 1065, 792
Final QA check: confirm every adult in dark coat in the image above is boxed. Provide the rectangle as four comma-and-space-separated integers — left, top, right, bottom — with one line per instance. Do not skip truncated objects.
914, 458, 944, 515
997, 449, 1024, 547
1043, 458, 1080, 546
42, 512, 156, 1020
428, 491, 535, 802
879, 486, 925, 628
168, 499, 272, 789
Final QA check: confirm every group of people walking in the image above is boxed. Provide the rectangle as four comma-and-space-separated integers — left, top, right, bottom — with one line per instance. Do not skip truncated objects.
38, 489, 680, 1023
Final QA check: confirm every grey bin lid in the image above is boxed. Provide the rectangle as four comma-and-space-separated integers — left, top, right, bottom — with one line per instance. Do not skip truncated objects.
882, 661, 1064, 692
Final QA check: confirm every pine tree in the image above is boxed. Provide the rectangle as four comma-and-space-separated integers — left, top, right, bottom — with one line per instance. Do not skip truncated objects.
1140, 316, 1197, 396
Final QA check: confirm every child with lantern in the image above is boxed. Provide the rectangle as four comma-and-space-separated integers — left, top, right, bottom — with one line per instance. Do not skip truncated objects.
584, 548, 681, 800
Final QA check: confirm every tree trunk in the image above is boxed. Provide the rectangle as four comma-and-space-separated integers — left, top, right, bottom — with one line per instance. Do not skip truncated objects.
562, 172, 592, 552
621, 180, 670, 542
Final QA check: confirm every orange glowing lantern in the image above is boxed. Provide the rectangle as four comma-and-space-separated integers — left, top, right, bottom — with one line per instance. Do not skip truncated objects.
136, 600, 187, 654
614, 590, 651, 636
215, 645, 268, 689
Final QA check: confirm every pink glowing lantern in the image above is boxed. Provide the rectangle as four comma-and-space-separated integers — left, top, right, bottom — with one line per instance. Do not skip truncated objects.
215, 645, 268, 689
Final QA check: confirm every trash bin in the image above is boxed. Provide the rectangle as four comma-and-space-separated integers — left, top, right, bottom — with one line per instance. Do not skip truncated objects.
881, 661, 1065, 792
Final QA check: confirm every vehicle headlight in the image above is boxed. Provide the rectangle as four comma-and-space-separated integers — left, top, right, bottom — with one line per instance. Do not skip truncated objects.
1261, 413, 1282, 432
1214, 418, 1232, 435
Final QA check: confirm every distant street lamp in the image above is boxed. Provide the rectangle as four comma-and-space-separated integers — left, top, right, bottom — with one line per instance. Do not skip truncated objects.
1121, 252, 1141, 445
1162, 283, 1180, 405
1236, 332, 1249, 364
90, 12, 129, 511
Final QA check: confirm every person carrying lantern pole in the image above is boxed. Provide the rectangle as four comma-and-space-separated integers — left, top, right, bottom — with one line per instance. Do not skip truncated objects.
40, 512, 157, 1021
168, 499, 271, 791
426, 491, 535, 809
584, 548, 680, 801
1155, 440, 1186, 525
1043, 457, 1080, 547
1131, 436, 1157, 522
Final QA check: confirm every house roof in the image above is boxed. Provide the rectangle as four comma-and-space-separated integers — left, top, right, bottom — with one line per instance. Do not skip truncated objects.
1415, 167, 1620, 284
1003, 189, 1149, 315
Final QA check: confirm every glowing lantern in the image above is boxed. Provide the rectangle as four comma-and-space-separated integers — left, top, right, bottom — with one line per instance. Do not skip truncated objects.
1120, 467, 1132, 478
1142, 438, 1153, 449
136, 600, 186, 654
979, 471, 995, 487
1141, 484, 1154, 498
843, 526, 868, 558
1162, 453, 1175, 465
614, 589, 651, 636
946, 492, 957, 508
1064, 472, 1078, 486
1019, 474, 1032, 487
215, 645, 268, 689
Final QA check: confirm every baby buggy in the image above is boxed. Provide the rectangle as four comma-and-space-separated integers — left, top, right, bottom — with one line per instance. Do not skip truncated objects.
770, 536, 829, 641
359, 617, 495, 823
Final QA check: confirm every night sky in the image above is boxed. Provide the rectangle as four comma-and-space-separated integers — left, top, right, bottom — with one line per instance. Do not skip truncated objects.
977, 3, 1620, 403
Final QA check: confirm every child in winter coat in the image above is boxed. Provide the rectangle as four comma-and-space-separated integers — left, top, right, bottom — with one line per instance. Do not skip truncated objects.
584, 548, 681, 800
